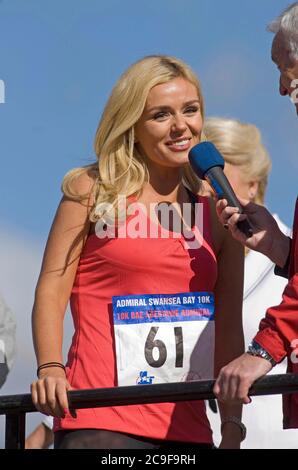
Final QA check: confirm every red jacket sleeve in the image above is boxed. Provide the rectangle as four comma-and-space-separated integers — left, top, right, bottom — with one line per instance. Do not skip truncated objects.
254, 198, 298, 363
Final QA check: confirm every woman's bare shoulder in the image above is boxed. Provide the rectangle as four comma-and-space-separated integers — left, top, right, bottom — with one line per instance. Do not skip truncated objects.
63, 167, 97, 204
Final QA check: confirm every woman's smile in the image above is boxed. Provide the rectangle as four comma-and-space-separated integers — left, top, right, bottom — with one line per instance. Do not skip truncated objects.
165, 137, 192, 152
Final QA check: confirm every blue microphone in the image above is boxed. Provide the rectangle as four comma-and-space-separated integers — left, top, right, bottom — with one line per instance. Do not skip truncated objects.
189, 141, 253, 238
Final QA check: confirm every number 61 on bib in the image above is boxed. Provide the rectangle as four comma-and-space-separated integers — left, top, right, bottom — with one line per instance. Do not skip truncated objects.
112, 292, 215, 386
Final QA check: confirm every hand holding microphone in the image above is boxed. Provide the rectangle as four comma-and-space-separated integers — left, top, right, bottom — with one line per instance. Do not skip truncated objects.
188, 141, 253, 238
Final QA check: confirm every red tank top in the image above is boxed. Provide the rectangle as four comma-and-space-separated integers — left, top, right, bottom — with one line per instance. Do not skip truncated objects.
54, 194, 217, 444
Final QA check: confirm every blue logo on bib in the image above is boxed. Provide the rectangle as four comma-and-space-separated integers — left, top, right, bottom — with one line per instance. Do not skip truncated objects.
136, 370, 155, 385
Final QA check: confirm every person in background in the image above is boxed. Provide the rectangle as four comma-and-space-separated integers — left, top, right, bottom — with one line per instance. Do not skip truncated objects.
214, 2, 298, 434
0, 294, 16, 388
25, 416, 53, 449
203, 117, 296, 448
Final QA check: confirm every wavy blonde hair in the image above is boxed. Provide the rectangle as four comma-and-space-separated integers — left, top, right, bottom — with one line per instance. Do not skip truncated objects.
203, 117, 271, 205
62, 55, 205, 222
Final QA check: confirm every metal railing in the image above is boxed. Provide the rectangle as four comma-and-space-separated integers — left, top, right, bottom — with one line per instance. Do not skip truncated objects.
1, 373, 298, 449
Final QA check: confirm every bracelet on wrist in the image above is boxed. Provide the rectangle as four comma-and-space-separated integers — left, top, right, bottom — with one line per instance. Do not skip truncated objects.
221, 416, 246, 441
247, 340, 277, 366
37, 362, 66, 377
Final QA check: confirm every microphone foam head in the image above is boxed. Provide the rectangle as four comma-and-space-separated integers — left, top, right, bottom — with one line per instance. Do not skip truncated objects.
188, 141, 224, 180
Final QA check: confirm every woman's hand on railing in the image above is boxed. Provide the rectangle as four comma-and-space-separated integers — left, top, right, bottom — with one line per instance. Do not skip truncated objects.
31, 367, 76, 419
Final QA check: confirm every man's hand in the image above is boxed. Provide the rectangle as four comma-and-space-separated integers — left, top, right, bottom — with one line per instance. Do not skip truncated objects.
213, 353, 273, 404
216, 198, 290, 267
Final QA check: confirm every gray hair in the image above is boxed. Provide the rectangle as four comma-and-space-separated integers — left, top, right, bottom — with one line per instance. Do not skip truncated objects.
268, 2, 298, 59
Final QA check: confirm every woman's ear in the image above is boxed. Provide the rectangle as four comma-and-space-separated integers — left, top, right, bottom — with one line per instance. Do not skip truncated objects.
248, 181, 259, 201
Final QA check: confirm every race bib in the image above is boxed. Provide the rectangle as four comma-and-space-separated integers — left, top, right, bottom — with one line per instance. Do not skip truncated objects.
112, 292, 215, 386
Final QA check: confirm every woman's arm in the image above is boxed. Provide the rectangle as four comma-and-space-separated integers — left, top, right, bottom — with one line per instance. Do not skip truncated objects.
31, 172, 94, 418
210, 199, 245, 448
25, 422, 54, 449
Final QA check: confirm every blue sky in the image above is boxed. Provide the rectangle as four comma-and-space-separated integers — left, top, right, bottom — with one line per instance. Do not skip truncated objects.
0, 0, 297, 446
0, 0, 297, 239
